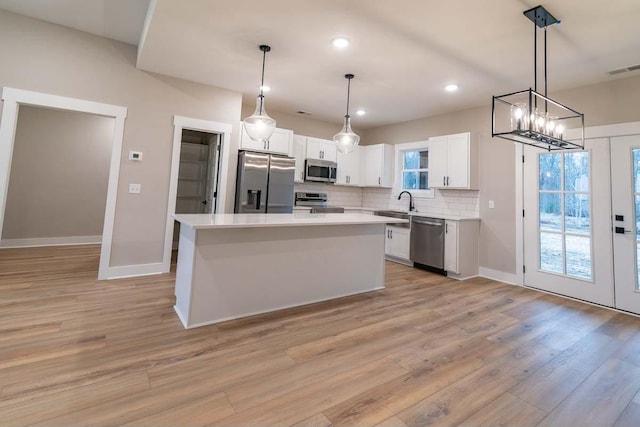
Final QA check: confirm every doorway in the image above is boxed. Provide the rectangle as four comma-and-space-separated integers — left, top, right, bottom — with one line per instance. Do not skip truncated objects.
519, 122, 640, 314
171, 129, 222, 251
0, 87, 127, 280
162, 115, 232, 270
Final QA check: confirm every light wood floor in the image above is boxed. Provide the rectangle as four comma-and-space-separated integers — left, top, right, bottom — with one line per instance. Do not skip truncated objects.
2, 245, 640, 426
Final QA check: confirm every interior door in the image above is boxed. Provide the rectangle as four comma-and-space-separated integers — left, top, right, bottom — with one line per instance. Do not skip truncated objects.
523, 138, 614, 306
203, 135, 220, 214
611, 135, 640, 314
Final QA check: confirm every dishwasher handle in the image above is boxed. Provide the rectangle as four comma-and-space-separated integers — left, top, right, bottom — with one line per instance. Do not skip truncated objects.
412, 217, 443, 226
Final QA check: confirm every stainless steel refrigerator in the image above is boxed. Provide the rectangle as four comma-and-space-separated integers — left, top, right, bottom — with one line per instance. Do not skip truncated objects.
234, 151, 295, 213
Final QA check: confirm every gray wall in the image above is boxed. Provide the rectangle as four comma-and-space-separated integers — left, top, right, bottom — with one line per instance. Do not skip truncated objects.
3, 106, 114, 240
0, 10, 243, 267
361, 73, 640, 275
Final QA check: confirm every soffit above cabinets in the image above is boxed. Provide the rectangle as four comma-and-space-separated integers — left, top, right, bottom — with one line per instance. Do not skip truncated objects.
1, 0, 639, 129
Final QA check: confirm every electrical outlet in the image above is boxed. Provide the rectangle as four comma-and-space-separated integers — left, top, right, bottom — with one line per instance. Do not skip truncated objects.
129, 183, 141, 194
489, 200, 495, 209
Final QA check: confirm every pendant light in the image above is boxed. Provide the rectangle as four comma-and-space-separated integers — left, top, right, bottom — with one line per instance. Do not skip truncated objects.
491, 5, 584, 151
334, 73, 360, 154
243, 44, 276, 143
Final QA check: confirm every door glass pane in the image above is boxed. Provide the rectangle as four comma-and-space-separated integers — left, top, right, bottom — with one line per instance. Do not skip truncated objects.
565, 235, 592, 279
540, 193, 562, 231
564, 152, 590, 192
540, 232, 563, 273
634, 149, 640, 193
565, 194, 590, 234
539, 153, 562, 191
636, 195, 640, 240
403, 172, 418, 189
637, 242, 640, 290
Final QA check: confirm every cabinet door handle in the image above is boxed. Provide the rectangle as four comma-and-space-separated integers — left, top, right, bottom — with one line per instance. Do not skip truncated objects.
378, 177, 381, 185
390, 229, 393, 238
443, 176, 446, 186
446, 223, 448, 233
446, 176, 449, 186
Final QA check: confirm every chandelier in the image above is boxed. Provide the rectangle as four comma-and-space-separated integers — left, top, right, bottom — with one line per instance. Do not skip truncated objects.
492, 5, 584, 151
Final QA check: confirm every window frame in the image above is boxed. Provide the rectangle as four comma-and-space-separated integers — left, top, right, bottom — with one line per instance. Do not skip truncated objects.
393, 140, 434, 198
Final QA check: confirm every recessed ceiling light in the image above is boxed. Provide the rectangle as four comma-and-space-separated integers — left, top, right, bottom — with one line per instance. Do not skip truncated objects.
445, 84, 459, 92
332, 37, 350, 49
356, 109, 366, 116
260, 85, 271, 92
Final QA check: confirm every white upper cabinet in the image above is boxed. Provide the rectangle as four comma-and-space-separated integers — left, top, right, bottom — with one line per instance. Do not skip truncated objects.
363, 144, 394, 187
336, 146, 362, 186
306, 137, 337, 162
292, 135, 307, 183
240, 124, 293, 155
428, 132, 477, 190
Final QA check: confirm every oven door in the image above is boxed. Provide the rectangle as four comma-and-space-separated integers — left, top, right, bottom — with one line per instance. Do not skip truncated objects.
305, 159, 331, 182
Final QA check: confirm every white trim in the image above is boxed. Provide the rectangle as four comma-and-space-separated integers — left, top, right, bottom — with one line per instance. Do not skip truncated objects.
479, 267, 519, 286
567, 121, 640, 141
0, 235, 102, 248
103, 262, 165, 280
162, 115, 233, 273
514, 142, 525, 285
0, 87, 127, 281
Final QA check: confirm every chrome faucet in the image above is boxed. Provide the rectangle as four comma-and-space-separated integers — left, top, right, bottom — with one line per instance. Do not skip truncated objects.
397, 191, 415, 211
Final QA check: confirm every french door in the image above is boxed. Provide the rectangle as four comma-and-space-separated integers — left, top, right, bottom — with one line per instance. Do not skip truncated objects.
523, 138, 615, 307
523, 134, 640, 315
611, 135, 640, 313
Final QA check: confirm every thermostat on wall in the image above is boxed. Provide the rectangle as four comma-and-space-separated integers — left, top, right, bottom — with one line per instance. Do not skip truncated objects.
129, 151, 143, 161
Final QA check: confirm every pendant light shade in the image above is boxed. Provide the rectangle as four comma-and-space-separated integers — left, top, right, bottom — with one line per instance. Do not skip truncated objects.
243, 45, 276, 143
334, 74, 360, 154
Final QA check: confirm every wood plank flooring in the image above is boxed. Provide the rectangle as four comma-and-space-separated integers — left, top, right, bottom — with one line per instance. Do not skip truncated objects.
1, 245, 640, 426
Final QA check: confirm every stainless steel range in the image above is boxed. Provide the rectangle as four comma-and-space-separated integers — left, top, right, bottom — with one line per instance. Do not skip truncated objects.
294, 192, 345, 213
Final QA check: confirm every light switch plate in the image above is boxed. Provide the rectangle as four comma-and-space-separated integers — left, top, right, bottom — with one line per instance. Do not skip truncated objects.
489, 200, 495, 209
129, 183, 141, 194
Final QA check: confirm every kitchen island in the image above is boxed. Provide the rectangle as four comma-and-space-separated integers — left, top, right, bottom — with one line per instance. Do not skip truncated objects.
172, 213, 408, 328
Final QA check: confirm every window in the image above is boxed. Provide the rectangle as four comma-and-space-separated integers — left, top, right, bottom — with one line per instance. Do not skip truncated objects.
402, 150, 429, 190
538, 151, 592, 280
394, 140, 434, 197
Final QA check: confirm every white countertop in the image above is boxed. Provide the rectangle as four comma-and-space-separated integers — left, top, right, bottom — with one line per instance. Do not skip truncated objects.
173, 213, 409, 229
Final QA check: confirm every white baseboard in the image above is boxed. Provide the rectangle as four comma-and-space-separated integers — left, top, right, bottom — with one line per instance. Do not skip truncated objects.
0, 235, 102, 248
99, 262, 168, 280
479, 267, 520, 286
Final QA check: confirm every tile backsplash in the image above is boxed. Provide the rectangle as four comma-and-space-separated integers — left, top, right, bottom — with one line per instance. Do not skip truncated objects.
362, 188, 479, 218
294, 183, 479, 218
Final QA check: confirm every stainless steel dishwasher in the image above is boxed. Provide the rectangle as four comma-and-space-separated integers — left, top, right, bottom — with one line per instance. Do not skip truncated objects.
410, 216, 446, 274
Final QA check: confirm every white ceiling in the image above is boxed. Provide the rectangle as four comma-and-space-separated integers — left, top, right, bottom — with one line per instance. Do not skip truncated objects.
1, 0, 639, 129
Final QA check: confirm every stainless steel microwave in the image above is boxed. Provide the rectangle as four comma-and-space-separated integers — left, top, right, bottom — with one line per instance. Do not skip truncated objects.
305, 159, 337, 183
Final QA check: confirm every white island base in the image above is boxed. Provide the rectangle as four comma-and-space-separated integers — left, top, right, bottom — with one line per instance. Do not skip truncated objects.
173, 213, 407, 329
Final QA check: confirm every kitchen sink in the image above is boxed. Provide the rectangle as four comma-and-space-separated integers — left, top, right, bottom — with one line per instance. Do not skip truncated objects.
374, 210, 410, 228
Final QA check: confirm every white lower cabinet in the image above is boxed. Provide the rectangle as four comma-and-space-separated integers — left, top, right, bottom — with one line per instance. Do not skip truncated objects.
444, 221, 459, 273
385, 225, 410, 262
444, 219, 479, 279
